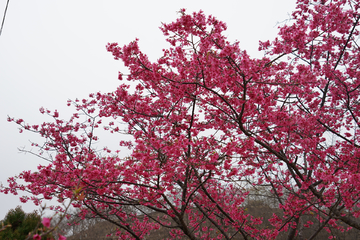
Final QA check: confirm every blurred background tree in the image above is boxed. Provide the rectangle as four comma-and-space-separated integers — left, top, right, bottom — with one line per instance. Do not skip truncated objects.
0, 206, 53, 240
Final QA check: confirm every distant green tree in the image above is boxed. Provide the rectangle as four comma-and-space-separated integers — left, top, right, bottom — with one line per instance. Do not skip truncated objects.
0, 206, 52, 240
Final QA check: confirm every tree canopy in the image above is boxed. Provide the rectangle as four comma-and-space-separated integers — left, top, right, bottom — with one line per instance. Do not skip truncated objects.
3, 0, 360, 239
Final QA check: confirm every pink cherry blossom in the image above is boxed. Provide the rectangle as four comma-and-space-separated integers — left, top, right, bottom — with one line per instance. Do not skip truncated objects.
42, 217, 51, 228
33, 234, 41, 240
58, 234, 66, 240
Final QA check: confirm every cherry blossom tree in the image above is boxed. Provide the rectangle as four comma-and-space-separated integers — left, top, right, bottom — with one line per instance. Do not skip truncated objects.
3, 0, 360, 239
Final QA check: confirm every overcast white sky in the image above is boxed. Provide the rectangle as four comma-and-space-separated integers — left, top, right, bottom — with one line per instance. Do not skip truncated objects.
0, 0, 296, 220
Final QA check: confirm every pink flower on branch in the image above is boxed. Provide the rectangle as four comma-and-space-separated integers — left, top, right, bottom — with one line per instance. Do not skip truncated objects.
58, 234, 67, 240
33, 234, 41, 240
42, 217, 51, 228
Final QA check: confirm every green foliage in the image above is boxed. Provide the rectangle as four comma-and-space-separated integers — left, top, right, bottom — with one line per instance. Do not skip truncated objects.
0, 206, 52, 240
